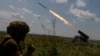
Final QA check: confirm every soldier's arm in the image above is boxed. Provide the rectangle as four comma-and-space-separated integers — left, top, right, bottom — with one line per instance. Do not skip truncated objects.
24, 44, 35, 56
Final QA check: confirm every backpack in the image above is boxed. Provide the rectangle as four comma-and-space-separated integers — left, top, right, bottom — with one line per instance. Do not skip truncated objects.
0, 37, 11, 55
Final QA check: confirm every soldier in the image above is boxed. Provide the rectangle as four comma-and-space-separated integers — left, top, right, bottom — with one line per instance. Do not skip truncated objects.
0, 21, 35, 56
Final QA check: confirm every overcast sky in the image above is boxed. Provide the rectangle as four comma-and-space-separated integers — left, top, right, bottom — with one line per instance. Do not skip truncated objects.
0, 0, 100, 40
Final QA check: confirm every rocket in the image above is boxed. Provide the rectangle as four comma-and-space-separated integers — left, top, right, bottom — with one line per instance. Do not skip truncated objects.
38, 2, 48, 9
38, 2, 70, 25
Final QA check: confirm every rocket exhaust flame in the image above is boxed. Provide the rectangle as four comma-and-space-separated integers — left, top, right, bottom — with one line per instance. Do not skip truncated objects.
49, 10, 69, 24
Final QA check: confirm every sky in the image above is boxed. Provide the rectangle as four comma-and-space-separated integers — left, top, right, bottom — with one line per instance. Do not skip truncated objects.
0, 0, 100, 40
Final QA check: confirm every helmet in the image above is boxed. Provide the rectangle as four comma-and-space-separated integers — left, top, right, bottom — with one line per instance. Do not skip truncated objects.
7, 21, 29, 39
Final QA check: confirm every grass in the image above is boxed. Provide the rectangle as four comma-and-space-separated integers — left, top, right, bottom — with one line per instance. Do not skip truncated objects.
0, 33, 100, 56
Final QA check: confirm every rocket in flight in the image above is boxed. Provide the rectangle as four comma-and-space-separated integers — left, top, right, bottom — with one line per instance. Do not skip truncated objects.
38, 2, 48, 9
38, 2, 70, 25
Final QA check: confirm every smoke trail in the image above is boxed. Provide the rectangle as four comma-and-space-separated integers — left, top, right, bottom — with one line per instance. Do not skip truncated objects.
49, 10, 69, 25
38, 17, 46, 34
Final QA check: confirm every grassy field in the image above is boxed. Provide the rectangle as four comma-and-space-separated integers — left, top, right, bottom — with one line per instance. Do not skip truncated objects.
0, 33, 100, 56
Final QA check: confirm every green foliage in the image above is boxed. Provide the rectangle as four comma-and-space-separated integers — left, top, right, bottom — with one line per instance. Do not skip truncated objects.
0, 33, 100, 56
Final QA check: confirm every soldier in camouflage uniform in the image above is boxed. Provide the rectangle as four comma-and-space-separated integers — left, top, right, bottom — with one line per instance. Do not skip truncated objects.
0, 21, 35, 56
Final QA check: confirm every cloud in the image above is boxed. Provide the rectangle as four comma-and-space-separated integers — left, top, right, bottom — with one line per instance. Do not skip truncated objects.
51, 0, 68, 3
9, 5, 15, 9
33, 14, 41, 17
11, 13, 24, 19
9, 5, 34, 16
76, 0, 87, 7
1, 5, 52, 33
9, 5, 50, 23
0, 10, 25, 31
10, 0, 25, 2
69, 4, 100, 22
9, 5, 32, 14
0, 10, 26, 23
0, 10, 12, 22
21, 8, 33, 14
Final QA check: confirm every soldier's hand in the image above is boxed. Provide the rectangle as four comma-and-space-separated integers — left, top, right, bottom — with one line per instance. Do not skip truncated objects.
27, 44, 35, 53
